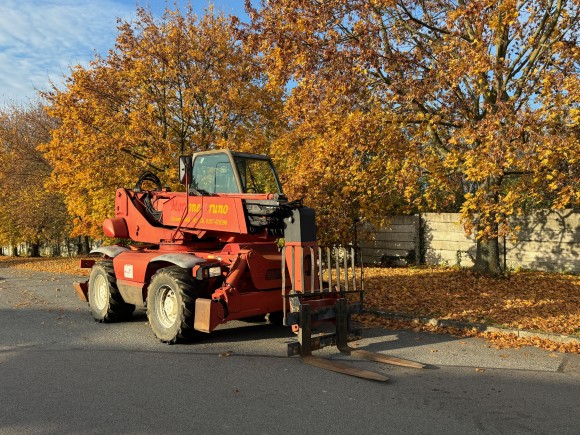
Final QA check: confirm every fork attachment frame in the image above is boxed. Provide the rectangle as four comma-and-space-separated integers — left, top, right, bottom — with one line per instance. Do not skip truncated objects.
290, 299, 425, 382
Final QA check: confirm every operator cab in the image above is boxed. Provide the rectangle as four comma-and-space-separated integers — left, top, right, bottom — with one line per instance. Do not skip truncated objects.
187, 150, 283, 195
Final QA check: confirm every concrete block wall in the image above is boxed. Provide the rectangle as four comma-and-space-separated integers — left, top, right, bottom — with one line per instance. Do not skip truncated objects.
421, 213, 476, 267
421, 210, 579, 273
360, 210, 579, 273
504, 210, 579, 273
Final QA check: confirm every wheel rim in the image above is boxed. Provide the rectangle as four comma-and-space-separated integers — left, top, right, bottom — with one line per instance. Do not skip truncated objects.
93, 274, 108, 310
156, 285, 178, 328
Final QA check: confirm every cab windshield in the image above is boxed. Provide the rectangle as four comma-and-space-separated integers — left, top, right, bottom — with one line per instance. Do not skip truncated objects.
234, 156, 281, 194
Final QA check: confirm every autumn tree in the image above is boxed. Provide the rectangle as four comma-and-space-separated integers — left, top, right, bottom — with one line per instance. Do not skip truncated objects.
0, 103, 70, 256
247, 0, 580, 273
42, 6, 284, 238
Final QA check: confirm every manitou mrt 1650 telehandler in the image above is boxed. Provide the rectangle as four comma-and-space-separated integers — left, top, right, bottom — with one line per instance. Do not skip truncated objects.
75, 149, 424, 381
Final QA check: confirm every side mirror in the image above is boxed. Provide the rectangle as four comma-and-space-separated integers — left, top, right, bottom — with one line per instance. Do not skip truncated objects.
179, 155, 192, 185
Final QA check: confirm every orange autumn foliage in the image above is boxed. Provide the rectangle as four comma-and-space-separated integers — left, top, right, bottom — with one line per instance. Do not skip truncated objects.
0, 103, 69, 250
41, 6, 283, 238
246, 0, 580, 272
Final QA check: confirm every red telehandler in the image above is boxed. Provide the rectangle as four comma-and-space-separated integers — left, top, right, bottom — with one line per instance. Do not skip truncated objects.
75, 149, 423, 381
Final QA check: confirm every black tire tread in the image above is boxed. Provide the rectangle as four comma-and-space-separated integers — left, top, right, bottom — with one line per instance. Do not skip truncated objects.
89, 261, 135, 323
147, 266, 203, 344
267, 311, 284, 326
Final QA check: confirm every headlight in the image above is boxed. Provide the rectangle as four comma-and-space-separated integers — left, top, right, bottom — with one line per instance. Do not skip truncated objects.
195, 264, 222, 280
208, 266, 222, 278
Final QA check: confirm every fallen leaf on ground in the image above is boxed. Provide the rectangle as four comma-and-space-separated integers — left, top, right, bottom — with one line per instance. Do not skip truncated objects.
2, 258, 578, 353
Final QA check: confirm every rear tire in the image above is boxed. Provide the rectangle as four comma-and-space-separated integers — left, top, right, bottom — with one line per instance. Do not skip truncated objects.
266, 311, 284, 326
88, 262, 135, 322
147, 267, 204, 344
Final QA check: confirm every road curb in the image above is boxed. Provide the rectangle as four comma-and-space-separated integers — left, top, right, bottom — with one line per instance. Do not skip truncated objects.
364, 309, 580, 344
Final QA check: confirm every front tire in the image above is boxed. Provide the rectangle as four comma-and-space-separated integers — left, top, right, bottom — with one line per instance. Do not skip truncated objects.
88, 262, 135, 322
147, 267, 203, 344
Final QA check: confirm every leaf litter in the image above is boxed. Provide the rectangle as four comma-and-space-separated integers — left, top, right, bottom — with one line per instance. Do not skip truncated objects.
356, 266, 579, 354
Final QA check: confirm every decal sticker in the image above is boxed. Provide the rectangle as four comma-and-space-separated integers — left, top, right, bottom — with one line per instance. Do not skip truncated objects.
188, 203, 201, 213
124, 264, 134, 279
208, 204, 229, 214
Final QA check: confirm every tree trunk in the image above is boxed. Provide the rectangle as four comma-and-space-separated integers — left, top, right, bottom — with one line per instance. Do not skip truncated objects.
472, 177, 503, 275
30, 243, 40, 257
11, 245, 18, 257
473, 237, 502, 275
52, 241, 61, 257
77, 236, 91, 255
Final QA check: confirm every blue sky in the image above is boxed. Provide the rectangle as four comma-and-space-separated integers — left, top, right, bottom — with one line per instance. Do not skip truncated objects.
0, 1, 248, 105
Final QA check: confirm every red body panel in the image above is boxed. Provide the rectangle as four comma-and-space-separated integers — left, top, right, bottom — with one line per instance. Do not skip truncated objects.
159, 194, 248, 235
109, 242, 292, 324
112, 188, 281, 245
103, 181, 332, 332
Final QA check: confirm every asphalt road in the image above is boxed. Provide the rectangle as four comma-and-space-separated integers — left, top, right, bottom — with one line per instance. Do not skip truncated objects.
0, 267, 578, 434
